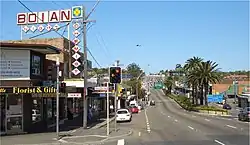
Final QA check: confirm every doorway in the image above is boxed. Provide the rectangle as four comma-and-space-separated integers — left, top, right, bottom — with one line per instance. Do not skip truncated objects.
6, 94, 23, 134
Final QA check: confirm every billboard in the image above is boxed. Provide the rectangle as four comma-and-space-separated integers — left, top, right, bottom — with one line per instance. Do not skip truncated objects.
207, 94, 224, 103
17, 6, 83, 25
0, 50, 30, 80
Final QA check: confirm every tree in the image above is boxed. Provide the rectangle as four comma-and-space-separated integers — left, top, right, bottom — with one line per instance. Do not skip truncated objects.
124, 63, 144, 98
184, 56, 203, 105
194, 61, 221, 105
159, 70, 165, 74
127, 63, 143, 78
164, 76, 175, 94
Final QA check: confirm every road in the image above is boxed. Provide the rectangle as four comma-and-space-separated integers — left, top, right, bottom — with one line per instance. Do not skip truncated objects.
2, 89, 248, 145
103, 89, 249, 145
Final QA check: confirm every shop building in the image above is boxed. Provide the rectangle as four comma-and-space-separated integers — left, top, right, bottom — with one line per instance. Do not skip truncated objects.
0, 42, 61, 135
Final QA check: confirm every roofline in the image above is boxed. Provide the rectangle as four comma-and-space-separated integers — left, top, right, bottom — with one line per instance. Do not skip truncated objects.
0, 42, 61, 54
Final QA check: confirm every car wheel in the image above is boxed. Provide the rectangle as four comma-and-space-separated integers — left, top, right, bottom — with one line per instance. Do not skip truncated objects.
129, 118, 132, 122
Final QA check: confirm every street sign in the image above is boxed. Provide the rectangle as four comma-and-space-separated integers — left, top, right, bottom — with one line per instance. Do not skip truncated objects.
68, 93, 81, 98
207, 94, 224, 103
94, 87, 108, 91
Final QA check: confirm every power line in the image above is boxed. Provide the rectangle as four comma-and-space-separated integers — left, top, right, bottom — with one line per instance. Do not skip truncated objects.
87, 47, 102, 68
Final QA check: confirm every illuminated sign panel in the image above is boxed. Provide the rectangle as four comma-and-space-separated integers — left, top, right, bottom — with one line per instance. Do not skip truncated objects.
17, 6, 83, 25
0, 87, 57, 94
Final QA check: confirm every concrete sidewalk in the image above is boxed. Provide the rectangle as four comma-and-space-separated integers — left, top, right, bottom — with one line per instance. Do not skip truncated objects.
1, 115, 116, 145
59, 127, 133, 144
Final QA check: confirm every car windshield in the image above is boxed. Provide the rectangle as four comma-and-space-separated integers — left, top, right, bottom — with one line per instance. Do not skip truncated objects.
117, 110, 128, 114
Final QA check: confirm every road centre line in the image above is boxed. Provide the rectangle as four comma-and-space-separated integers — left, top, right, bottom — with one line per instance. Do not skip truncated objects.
174, 119, 178, 122
214, 139, 226, 145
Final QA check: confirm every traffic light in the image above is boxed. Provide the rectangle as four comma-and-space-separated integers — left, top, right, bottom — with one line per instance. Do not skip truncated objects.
109, 67, 121, 84
59, 82, 66, 93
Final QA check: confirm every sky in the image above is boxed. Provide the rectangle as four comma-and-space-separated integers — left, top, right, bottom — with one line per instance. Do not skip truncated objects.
0, 0, 249, 73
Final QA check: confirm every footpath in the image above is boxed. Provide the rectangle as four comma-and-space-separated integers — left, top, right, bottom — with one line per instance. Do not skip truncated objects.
1, 113, 132, 145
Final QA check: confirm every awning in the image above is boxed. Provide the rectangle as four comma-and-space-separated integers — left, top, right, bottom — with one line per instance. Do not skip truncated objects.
0, 42, 61, 54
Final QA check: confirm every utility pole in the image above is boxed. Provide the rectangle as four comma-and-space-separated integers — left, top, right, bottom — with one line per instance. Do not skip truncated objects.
56, 57, 60, 139
82, 0, 100, 128
82, 6, 88, 128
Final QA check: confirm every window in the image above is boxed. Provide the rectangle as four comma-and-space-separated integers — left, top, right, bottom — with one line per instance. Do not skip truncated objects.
117, 110, 128, 114
32, 55, 41, 75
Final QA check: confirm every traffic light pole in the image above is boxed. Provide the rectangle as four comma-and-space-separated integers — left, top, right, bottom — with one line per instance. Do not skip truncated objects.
114, 60, 119, 132
106, 82, 110, 136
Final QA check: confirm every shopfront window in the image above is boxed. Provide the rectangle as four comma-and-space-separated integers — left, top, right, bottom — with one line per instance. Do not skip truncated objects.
1, 95, 6, 132
32, 55, 41, 75
32, 98, 42, 122
6, 94, 23, 133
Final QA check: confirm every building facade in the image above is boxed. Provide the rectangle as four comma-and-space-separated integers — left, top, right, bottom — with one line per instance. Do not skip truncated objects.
0, 42, 61, 135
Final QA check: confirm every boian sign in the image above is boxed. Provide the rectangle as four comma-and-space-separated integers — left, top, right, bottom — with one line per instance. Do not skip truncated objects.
17, 6, 84, 25
17, 6, 84, 77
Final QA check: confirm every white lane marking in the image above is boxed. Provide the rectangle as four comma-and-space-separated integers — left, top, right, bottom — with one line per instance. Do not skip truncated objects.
138, 132, 141, 136
192, 115, 196, 117
205, 119, 210, 122
226, 125, 237, 129
214, 139, 225, 145
188, 126, 194, 130
117, 139, 125, 145
168, 115, 171, 118
58, 139, 68, 143
145, 109, 151, 133
174, 119, 178, 122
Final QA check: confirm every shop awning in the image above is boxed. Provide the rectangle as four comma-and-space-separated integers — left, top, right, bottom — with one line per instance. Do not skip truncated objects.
0, 42, 61, 54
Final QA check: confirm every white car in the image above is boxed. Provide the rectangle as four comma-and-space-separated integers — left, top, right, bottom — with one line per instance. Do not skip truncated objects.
116, 109, 132, 122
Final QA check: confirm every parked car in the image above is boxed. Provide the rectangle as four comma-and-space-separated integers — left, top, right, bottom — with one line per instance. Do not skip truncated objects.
116, 109, 132, 122
238, 107, 250, 121
130, 106, 139, 113
223, 104, 232, 110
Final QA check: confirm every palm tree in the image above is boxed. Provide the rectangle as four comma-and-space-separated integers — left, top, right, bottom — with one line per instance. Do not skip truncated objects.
194, 61, 221, 105
184, 57, 203, 104
164, 76, 175, 94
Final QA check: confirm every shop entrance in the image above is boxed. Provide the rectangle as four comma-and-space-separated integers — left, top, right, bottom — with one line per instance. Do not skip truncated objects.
1, 94, 23, 134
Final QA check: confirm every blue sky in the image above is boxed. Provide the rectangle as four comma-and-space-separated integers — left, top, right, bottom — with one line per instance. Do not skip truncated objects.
0, 1, 249, 73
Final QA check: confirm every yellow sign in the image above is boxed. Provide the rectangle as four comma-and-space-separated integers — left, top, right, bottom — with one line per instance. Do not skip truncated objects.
0, 88, 6, 93
12, 87, 56, 94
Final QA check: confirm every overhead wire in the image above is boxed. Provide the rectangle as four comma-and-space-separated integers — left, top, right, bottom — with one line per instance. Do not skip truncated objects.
18, 0, 102, 68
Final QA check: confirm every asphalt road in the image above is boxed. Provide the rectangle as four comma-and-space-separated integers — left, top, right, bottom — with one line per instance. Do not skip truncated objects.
104, 89, 249, 145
